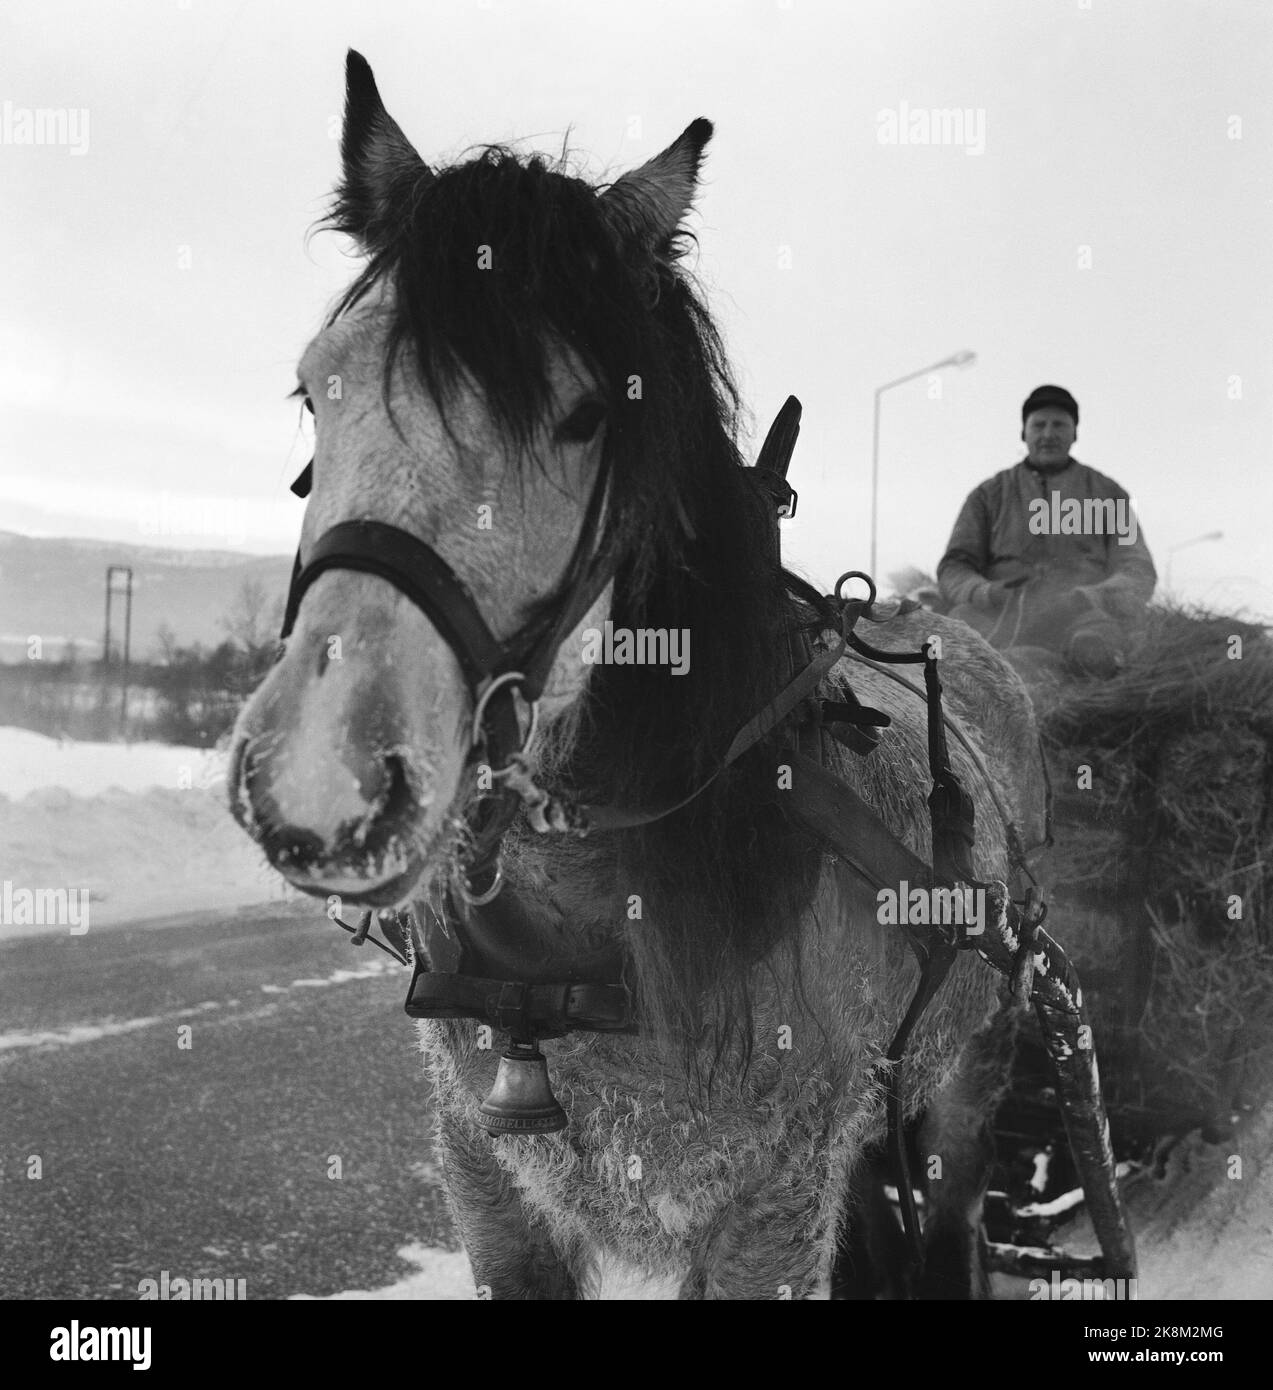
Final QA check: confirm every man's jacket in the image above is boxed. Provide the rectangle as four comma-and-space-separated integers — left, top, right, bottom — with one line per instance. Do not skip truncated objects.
937, 457, 1156, 616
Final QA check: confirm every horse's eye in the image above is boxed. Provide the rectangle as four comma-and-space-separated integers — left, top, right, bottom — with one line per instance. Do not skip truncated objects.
556, 400, 607, 445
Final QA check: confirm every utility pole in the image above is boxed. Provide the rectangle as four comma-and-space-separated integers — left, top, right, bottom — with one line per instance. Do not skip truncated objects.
103, 566, 134, 740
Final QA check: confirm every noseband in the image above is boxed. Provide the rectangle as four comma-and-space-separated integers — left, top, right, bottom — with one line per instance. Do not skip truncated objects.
279, 454, 616, 899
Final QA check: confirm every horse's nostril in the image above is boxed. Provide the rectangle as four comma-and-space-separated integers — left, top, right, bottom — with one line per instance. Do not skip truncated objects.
355, 754, 413, 839
383, 752, 407, 797
262, 823, 328, 872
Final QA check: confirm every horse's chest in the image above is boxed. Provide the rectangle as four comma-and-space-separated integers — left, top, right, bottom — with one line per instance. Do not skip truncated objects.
575, 1248, 687, 1300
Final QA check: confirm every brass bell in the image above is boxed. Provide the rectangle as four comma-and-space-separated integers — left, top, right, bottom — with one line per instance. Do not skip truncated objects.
478, 1039, 567, 1135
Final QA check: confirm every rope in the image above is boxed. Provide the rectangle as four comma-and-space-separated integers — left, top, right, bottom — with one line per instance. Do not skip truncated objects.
984, 583, 1027, 649
331, 910, 411, 967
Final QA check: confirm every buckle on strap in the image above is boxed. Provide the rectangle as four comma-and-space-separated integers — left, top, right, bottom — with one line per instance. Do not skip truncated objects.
472, 670, 539, 759
493, 981, 536, 1035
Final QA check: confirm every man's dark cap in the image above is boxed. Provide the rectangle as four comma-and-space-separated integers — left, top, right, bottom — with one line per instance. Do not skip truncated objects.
1022, 384, 1078, 425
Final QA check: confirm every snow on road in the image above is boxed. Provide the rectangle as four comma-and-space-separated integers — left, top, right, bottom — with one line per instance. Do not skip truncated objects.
290, 1244, 472, 1300
0, 956, 400, 1052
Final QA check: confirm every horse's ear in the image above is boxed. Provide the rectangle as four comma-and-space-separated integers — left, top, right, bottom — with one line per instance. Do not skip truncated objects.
601, 119, 713, 254
334, 50, 431, 250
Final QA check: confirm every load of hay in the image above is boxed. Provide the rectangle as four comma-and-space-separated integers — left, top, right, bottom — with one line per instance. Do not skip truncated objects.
1026, 604, 1273, 1132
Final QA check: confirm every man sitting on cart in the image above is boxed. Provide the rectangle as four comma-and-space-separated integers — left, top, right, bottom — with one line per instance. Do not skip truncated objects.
937, 385, 1156, 677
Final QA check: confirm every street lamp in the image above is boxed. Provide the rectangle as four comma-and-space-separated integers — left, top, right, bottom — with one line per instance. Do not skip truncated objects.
1165, 531, 1223, 589
870, 349, 977, 578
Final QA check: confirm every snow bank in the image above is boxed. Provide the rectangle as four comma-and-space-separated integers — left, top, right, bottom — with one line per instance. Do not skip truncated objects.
0, 726, 285, 933
0, 727, 228, 799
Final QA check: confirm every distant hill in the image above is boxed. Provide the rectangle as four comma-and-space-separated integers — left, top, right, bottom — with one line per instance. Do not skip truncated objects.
0, 531, 293, 663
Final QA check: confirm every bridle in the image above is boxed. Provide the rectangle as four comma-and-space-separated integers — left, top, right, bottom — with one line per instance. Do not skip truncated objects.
279, 446, 616, 902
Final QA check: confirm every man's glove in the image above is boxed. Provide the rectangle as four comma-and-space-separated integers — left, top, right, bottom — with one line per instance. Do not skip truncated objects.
1073, 584, 1106, 613
973, 576, 1028, 611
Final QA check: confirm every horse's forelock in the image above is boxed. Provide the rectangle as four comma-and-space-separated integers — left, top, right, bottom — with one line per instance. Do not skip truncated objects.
327, 151, 650, 468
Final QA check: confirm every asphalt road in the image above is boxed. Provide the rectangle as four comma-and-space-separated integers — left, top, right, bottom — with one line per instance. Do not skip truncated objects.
0, 902, 458, 1300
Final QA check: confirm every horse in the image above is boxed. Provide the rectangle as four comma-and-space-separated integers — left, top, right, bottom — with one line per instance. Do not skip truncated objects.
228, 50, 1050, 1299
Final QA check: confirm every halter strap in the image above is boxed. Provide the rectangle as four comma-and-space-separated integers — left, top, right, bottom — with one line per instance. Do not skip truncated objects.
278, 457, 615, 896
280, 459, 613, 706
281, 520, 504, 691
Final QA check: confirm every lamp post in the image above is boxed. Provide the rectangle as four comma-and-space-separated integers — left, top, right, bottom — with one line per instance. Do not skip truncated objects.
870, 349, 976, 578
1165, 531, 1223, 590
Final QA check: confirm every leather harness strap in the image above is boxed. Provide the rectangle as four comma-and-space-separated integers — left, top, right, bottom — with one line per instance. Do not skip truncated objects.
781, 605, 981, 1267
282, 520, 506, 690
405, 972, 635, 1036
782, 749, 930, 894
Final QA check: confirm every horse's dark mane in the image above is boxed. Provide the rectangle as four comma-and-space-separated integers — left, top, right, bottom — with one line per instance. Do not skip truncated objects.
327, 146, 825, 1073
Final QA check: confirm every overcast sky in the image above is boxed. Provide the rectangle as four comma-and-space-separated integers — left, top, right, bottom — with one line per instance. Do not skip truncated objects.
3, 0, 1270, 617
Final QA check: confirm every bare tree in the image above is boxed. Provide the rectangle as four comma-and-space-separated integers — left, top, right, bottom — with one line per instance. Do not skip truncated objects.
155, 621, 180, 666
220, 576, 282, 656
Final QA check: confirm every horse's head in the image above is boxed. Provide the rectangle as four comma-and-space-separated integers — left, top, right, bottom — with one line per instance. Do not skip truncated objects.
228, 51, 714, 907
